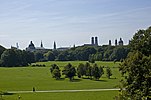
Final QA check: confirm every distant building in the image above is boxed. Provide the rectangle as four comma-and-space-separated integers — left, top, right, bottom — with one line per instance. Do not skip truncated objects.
36, 40, 45, 50
95, 37, 98, 46
84, 36, 99, 46
91, 37, 94, 45
26, 41, 46, 52
53, 41, 56, 50
115, 39, 117, 46
109, 40, 111, 46
118, 38, 124, 46
11, 43, 19, 49
52, 41, 70, 51
26, 41, 36, 52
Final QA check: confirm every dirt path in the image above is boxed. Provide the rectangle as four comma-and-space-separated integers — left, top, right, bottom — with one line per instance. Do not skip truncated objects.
7, 88, 120, 94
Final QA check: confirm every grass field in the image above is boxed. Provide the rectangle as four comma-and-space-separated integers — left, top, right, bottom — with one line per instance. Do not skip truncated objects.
2, 91, 118, 100
0, 61, 121, 100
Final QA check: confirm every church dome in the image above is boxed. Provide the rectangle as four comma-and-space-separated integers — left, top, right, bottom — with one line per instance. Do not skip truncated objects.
28, 41, 35, 49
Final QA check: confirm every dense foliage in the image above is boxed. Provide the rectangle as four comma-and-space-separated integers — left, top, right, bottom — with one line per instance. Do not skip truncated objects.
118, 26, 151, 99
62, 63, 76, 81
50, 64, 61, 80
34, 45, 129, 62
0, 45, 5, 57
129, 26, 151, 56
0, 49, 35, 67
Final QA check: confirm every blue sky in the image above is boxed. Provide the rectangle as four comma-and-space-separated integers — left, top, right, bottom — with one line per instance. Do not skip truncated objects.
0, 0, 151, 49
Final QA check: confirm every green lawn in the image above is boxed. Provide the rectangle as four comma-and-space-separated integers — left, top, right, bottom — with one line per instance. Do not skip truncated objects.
2, 91, 118, 100
34, 61, 120, 68
0, 61, 121, 100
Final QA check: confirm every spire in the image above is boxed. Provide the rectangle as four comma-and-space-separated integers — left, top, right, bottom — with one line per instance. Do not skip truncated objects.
54, 41, 56, 50
40, 40, 43, 48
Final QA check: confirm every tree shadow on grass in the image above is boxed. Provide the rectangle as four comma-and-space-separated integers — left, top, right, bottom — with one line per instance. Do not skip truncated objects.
71, 79, 82, 82
3, 92, 15, 95
56, 78, 65, 81
109, 77, 117, 79
82, 77, 91, 80
94, 80, 108, 82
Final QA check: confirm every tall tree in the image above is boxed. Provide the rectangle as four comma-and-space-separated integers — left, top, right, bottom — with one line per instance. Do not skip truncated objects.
91, 63, 102, 80
84, 62, 92, 78
118, 26, 151, 99
50, 64, 61, 80
129, 26, 151, 56
118, 51, 151, 99
62, 63, 76, 81
77, 63, 85, 78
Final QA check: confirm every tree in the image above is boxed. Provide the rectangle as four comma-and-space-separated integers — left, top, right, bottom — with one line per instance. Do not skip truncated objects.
77, 63, 85, 78
50, 64, 61, 80
118, 51, 151, 99
89, 54, 95, 63
129, 26, 151, 56
62, 63, 76, 81
109, 46, 130, 61
44, 51, 55, 61
91, 63, 102, 80
57, 51, 69, 61
52, 69, 61, 80
117, 26, 151, 99
106, 67, 112, 79
0, 49, 20, 67
84, 62, 92, 78
50, 64, 59, 73
34, 51, 44, 62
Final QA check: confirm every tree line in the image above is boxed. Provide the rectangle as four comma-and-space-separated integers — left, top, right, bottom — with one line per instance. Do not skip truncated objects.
0, 48, 35, 67
34, 45, 130, 62
50, 62, 112, 81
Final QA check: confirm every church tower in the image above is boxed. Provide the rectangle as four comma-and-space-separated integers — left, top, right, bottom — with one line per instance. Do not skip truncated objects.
91, 37, 94, 45
119, 38, 123, 46
54, 41, 56, 50
109, 40, 111, 46
95, 37, 98, 46
115, 39, 117, 46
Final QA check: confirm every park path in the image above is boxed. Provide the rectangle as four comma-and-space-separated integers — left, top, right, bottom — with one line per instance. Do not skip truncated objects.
7, 88, 120, 94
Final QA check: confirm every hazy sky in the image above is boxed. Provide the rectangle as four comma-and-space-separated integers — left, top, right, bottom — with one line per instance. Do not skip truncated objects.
0, 0, 151, 49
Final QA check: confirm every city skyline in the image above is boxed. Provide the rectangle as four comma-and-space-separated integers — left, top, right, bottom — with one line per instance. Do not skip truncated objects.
0, 0, 151, 49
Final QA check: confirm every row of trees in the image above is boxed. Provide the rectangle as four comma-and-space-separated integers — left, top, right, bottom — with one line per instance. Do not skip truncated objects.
50, 63, 112, 81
